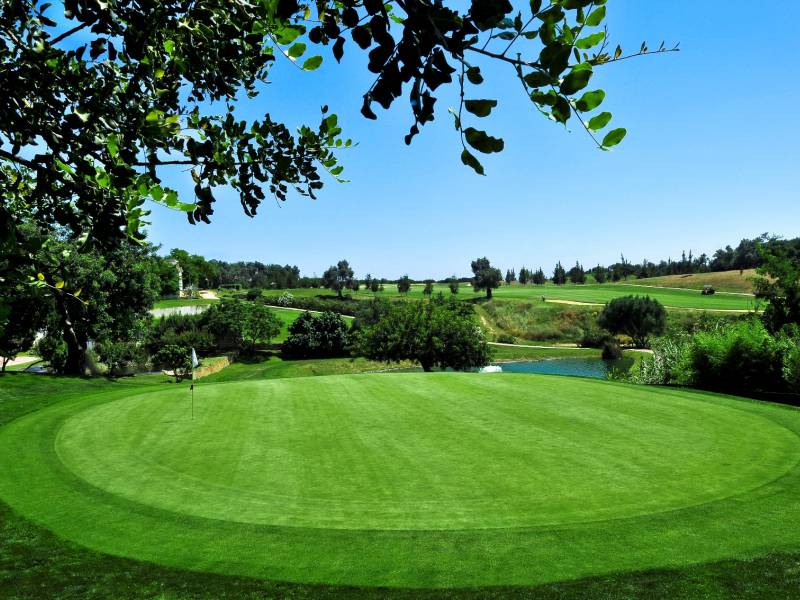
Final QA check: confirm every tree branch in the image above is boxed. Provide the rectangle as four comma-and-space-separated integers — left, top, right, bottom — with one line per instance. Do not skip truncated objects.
465, 46, 542, 70
0, 149, 37, 169
50, 23, 89, 45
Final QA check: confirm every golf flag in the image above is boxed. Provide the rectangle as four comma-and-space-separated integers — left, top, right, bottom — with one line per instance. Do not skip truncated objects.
191, 347, 200, 368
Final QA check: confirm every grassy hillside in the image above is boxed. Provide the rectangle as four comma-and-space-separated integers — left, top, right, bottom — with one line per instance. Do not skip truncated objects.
633, 269, 758, 293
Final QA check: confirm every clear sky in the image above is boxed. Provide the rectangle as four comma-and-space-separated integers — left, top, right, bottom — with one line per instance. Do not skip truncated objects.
146, 1, 800, 279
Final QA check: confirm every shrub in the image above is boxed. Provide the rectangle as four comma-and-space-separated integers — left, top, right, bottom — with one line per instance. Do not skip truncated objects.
601, 339, 623, 360
35, 334, 68, 374
246, 288, 262, 301
277, 292, 295, 306
496, 333, 517, 344
147, 313, 215, 355
598, 296, 666, 348
282, 311, 350, 359
96, 339, 145, 377
205, 301, 281, 353
689, 318, 783, 395
783, 341, 800, 393
630, 333, 694, 386
153, 344, 193, 382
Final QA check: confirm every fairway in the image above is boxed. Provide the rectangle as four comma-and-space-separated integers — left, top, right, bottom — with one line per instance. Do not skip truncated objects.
2, 373, 800, 587
272, 283, 757, 311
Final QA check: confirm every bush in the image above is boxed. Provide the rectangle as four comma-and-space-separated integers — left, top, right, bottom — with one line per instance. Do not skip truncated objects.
496, 333, 517, 344
96, 339, 145, 376
282, 311, 350, 359
277, 292, 295, 306
153, 344, 193, 382
598, 296, 666, 348
205, 301, 281, 353
689, 318, 783, 395
147, 313, 215, 355
630, 333, 694, 386
601, 339, 623, 360
35, 334, 68, 373
635, 318, 792, 397
246, 288, 262, 301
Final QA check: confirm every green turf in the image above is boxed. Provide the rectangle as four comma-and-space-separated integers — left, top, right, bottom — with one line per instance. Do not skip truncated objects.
263, 283, 756, 312
3, 373, 800, 589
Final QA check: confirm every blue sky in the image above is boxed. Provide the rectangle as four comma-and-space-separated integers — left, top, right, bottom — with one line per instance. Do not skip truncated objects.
146, 1, 800, 279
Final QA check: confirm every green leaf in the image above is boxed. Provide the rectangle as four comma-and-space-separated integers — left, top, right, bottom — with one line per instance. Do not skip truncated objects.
560, 67, 592, 95
287, 42, 306, 59
54, 159, 75, 176
575, 31, 605, 49
585, 5, 606, 27
464, 128, 504, 154
106, 134, 119, 158
460, 149, 485, 175
587, 111, 612, 132
274, 25, 304, 45
95, 170, 110, 189
464, 99, 497, 118
145, 109, 161, 122
601, 127, 627, 148
575, 89, 605, 112
163, 39, 175, 55
551, 96, 571, 123
302, 55, 322, 70
466, 66, 483, 84
523, 71, 552, 88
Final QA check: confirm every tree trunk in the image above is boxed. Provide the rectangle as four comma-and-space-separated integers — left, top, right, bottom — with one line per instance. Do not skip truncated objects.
486, 287, 493, 300
54, 291, 86, 375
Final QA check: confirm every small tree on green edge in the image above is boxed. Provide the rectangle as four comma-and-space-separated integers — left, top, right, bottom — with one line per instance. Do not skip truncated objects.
154, 345, 192, 382
598, 296, 666, 348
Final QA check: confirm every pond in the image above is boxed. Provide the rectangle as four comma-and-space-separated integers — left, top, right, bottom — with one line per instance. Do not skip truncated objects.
493, 357, 632, 380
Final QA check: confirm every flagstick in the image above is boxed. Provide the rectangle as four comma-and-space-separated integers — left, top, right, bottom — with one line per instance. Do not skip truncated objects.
191, 382, 194, 420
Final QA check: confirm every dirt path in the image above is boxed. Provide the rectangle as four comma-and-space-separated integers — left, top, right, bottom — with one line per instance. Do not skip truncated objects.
3, 356, 41, 367
198, 289, 219, 300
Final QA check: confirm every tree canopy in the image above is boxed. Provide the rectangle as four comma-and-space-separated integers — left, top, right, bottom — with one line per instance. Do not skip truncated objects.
322, 259, 354, 297
355, 297, 490, 371
1, 0, 674, 255
598, 295, 666, 348
471, 257, 502, 299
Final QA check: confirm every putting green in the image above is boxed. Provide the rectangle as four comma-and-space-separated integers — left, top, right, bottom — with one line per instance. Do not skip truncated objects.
3, 373, 800, 588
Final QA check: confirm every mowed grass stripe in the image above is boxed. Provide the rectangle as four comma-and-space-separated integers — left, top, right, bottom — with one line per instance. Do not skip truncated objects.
3, 374, 800, 587
54, 374, 797, 529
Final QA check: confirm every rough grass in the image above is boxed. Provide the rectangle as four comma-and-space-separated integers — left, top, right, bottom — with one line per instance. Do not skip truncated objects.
633, 270, 759, 294
2, 372, 800, 597
479, 300, 597, 342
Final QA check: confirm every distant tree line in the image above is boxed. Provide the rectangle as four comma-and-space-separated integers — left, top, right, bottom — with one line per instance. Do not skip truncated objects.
504, 234, 800, 287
